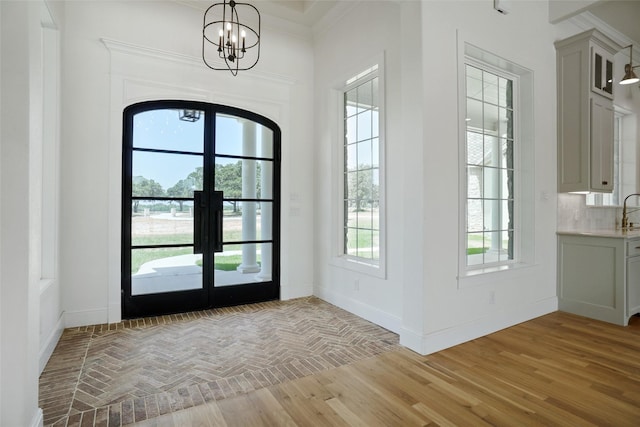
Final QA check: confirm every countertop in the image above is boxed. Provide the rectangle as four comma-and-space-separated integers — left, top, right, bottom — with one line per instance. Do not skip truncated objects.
557, 229, 640, 239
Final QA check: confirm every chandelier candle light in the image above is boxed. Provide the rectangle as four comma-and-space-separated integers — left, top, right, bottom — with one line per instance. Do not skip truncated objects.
202, 0, 261, 76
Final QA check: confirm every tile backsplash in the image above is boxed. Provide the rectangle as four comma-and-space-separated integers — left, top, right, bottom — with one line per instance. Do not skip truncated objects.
557, 193, 620, 230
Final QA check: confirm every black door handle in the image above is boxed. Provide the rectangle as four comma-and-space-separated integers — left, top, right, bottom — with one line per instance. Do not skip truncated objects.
193, 191, 206, 254
213, 191, 223, 253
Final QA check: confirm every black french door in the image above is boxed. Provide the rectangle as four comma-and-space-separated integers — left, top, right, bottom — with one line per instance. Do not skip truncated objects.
122, 100, 280, 319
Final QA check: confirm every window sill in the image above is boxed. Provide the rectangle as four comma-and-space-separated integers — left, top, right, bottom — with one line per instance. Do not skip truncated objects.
457, 262, 537, 289
330, 255, 386, 279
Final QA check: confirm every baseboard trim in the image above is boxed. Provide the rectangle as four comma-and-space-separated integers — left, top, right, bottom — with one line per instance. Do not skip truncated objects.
65, 308, 108, 328
31, 408, 43, 427
314, 286, 402, 334
409, 297, 558, 355
39, 314, 64, 374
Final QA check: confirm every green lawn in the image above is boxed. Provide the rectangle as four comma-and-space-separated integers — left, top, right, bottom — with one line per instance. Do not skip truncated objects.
131, 247, 194, 274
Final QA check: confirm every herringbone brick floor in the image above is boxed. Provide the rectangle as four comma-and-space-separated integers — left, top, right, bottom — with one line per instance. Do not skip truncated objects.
39, 297, 399, 426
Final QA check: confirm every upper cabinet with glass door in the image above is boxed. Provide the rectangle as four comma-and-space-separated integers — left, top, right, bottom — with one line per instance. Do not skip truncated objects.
555, 29, 620, 193
592, 43, 614, 100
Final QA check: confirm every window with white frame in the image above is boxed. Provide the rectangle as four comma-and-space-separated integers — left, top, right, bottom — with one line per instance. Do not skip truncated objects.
459, 43, 534, 280
341, 65, 384, 269
464, 62, 517, 268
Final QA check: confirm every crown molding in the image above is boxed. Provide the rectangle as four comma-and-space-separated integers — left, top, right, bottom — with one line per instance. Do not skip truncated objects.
101, 37, 298, 86
570, 12, 640, 60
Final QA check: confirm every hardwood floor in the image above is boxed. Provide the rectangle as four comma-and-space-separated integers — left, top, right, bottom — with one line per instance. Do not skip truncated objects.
132, 312, 640, 426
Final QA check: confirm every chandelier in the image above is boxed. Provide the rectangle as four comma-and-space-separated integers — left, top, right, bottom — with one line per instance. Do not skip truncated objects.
202, 0, 261, 76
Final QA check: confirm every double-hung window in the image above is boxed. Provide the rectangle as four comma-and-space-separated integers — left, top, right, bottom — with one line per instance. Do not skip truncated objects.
339, 64, 385, 274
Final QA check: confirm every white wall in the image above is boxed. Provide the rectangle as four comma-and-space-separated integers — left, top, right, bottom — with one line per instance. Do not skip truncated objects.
39, 1, 64, 375
314, 0, 559, 355
1, 1, 46, 425
59, 0, 316, 325
418, 0, 559, 353
313, 0, 408, 333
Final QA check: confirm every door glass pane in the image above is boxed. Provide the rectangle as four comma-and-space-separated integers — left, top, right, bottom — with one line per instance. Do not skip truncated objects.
133, 109, 204, 153
131, 200, 194, 246
133, 152, 203, 197
222, 201, 272, 242
215, 158, 273, 199
215, 114, 274, 159
131, 247, 201, 295
214, 242, 272, 286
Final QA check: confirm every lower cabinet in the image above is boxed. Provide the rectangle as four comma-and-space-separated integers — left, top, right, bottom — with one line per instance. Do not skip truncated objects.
557, 234, 640, 326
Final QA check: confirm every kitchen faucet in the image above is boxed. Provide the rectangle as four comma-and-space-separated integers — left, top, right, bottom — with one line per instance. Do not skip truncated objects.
621, 193, 640, 229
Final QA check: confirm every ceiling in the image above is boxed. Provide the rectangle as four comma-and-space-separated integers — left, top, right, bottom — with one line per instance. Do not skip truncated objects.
182, 0, 640, 45
179, 0, 338, 27
587, 1, 640, 46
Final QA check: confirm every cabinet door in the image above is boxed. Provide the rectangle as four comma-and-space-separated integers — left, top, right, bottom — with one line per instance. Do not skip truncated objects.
591, 45, 614, 99
590, 96, 614, 192
628, 255, 640, 315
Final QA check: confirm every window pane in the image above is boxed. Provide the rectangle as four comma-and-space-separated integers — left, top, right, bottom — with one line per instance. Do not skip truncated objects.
467, 166, 482, 198
372, 230, 380, 260
221, 202, 271, 242
213, 243, 271, 286
215, 114, 273, 158
502, 199, 514, 230
482, 167, 501, 199
357, 140, 373, 168
483, 103, 499, 135
357, 79, 373, 110
346, 143, 357, 171
466, 66, 483, 100
346, 171, 358, 200
502, 169, 513, 199
484, 231, 500, 263
467, 232, 484, 266
371, 78, 379, 109
499, 78, 512, 108
214, 158, 272, 199
345, 90, 358, 117
483, 71, 499, 105
346, 115, 357, 145
466, 98, 483, 129
483, 135, 500, 167
502, 230, 514, 261
499, 108, 513, 139
345, 201, 357, 227
133, 151, 202, 197
483, 199, 500, 231
357, 110, 373, 141
133, 109, 204, 153
357, 230, 373, 259
467, 132, 483, 165
346, 227, 358, 256
500, 138, 513, 168
131, 247, 200, 295
467, 199, 482, 232
372, 110, 379, 138
131, 200, 194, 246
372, 138, 380, 167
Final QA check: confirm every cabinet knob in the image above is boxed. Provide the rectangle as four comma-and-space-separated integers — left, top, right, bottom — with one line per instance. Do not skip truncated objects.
602, 181, 608, 185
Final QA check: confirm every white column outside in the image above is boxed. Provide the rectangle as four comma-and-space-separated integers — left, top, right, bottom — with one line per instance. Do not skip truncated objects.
257, 126, 273, 280
237, 119, 260, 273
